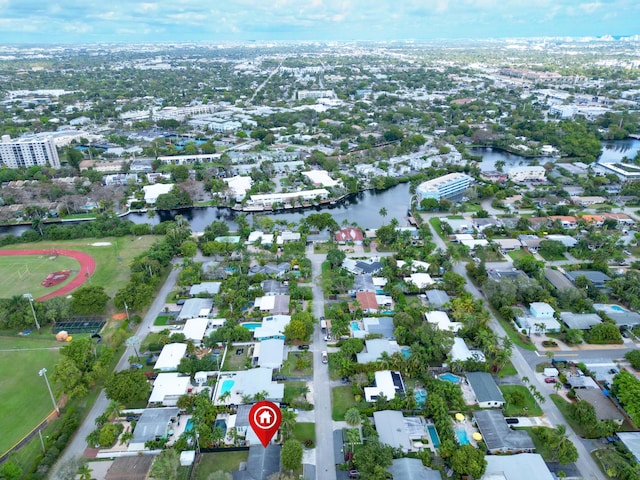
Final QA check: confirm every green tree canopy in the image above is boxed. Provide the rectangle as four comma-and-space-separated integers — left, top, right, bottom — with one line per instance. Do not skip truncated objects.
105, 369, 150, 405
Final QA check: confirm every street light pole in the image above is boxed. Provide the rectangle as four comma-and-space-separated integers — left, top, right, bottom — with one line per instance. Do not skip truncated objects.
124, 302, 130, 322
24, 293, 41, 333
39, 368, 59, 416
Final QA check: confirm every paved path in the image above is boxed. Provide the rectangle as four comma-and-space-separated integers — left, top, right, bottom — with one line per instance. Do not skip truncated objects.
49, 263, 181, 480
307, 245, 336, 480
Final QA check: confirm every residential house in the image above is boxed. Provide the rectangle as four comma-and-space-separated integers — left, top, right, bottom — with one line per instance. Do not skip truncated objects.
149, 373, 191, 406
575, 389, 625, 425
154, 343, 187, 371
253, 338, 285, 370
593, 305, 640, 329
493, 238, 521, 252
425, 311, 462, 333
335, 227, 364, 244
466, 372, 505, 408
182, 318, 209, 345
105, 456, 154, 480
248, 262, 290, 277
276, 231, 301, 244
260, 280, 289, 296
373, 410, 413, 452
387, 458, 442, 480
449, 337, 485, 363
405, 272, 435, 289
254, 295, 290, 315
572, 196, 607, 207
214, 368, 284, 405
473, 410, 535, 454
549, 215, 577, 228
481, 454, 554, 480
357, 339, 401, 364
544, 268, 576, 290
129, 407, 180, 451
566, 270, 611, 288
356, 292, 379, 313
253, 315, 290, 340
580, 214, 605, 227
189, 282, 221, 297
177, 298, 213, 321
615, 432, 640, 465
508, 166, 546, 183
364, 370, 405, 402
560, 312, 603, 330
232, 445, 281, 480
424, 290, 450, 308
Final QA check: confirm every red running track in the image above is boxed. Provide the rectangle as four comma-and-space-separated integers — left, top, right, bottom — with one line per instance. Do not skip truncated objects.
0, 249, 96, 301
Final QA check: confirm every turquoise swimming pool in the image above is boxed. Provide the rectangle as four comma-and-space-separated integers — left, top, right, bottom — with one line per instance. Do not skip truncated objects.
427, 424, 440, 448
456, 428, 470, 445
401, 347, 411, 359
414, 388, 426, 407
440, 373, 462, 383
241, 322, 262, 331
220, 379, 235, 396
185, 418, 194, 432
350, 321, 361, 331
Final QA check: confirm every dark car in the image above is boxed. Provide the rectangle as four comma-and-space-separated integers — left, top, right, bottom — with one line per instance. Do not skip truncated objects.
297, 345, 310, 350
126, 415, 140, 422
176, 299, 186, 306
505, 418, 519, 424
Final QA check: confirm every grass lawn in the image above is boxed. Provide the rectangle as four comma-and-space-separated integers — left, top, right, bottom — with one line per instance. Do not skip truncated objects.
496, 360, 518, 378
491, 308, 536, 351
549, 394, 586, 437
332, 385, 358, 421
0, 236, 159, 298
499, 385, 543, 417
538, 251, 566, 261
194, 451, 249, 479
0, 335, 61, 455
222, 345, 250, 371
154, 315, 173, 326
293, 422, 316, 445
428, 217, 444, 236
280, 351, 313, 377
0, 254, 80, 300
507, 249, 529, 261
283, 381, 307, 405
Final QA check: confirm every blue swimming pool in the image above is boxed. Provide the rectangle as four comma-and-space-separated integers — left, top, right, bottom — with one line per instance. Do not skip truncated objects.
440, 373, 462, 383
401, 347, 411, 359
427, 424, 440, 448
185, 418, 194, 432
214, 419, 227, 436
414, 388, 426, 407
456, 428, 470, 445
611, 305, 627, 312
220, 379, 235, 396
350, 321, 361, 331
241, 322, 262, 331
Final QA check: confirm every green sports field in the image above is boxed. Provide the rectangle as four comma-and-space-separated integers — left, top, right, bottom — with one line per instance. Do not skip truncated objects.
0, 236, 159, 299
0, 255, 80, 299
0, 335, 61, 456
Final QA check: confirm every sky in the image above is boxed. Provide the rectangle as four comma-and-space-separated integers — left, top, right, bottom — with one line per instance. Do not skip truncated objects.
1, 0, 638, 44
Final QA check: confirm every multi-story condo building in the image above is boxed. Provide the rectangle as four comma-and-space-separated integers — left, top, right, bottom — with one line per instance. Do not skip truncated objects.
508, 166, 547, 183
0, 134, 61, 169
416, 173, 471, 202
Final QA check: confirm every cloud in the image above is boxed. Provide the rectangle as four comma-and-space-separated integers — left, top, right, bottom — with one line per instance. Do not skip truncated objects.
0, 0, 637, 42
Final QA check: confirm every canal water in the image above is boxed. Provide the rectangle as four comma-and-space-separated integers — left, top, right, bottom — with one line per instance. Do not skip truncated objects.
2, 139, 639, 236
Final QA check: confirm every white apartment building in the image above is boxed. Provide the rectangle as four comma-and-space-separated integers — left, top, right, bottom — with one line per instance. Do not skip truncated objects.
416, 173, 471, 202
0, 134, 61, 169
507, 166, 546, 183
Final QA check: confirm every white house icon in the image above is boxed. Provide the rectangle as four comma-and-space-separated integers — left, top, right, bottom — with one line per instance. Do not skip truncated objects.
258, 410, 272, 425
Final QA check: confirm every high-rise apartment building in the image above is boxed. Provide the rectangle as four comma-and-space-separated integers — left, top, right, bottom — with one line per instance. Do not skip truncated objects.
0, 134, 61, 169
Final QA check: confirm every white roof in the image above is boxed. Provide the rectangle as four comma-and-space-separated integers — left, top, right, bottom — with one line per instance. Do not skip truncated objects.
183, 318, 209, 342
405, 273, 434, 289
374, 410, 412, 451
425, 311, 462, 333
256, 295, 275, 311
180, 450, 196, 467
460, 239, 490, 248
223, 175, 253, 196
450, 337, 474, 362
482, 454, 553, 480
508, 166, 546, 173
149, 373, 191, 404
364, 370, 398, 402
254, 315, 291, 339
302, 169, 339, 187
257, 338, 285, 369
154, 343, 187, 371
530, 302, 555, 314
142, 183, 174, 204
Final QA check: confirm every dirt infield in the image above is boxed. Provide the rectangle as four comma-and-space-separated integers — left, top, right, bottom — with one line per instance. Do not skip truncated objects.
0, 249, 96, 301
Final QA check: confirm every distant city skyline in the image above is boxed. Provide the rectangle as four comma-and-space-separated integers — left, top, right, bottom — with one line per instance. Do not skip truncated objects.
1, 0, 638, 44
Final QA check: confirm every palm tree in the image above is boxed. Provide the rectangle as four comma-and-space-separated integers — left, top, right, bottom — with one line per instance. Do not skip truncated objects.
279, 409, 297, 442
77, 464, 94, 480
107, 400, 123, 420
379, 207, 388, 224
346, 427, 361, 453
344, 408, 361, 427
521, 376, 530, 385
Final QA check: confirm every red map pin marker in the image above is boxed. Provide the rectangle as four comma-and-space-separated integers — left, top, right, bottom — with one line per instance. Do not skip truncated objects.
249, 401, 282, 448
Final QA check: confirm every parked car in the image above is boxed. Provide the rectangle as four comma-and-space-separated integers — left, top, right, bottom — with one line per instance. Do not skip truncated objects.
297, 345, 310, 350
130, 363, 143, 370
321, 351, 328, 363
349, 471, 360, 478
126, 415, 140, 422
505, 418, 519, 424
544, 377, 557, 383
176, 299, 186, 305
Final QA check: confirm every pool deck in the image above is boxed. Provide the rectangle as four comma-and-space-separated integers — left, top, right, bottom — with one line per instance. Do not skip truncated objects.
452, 418, 480, 448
